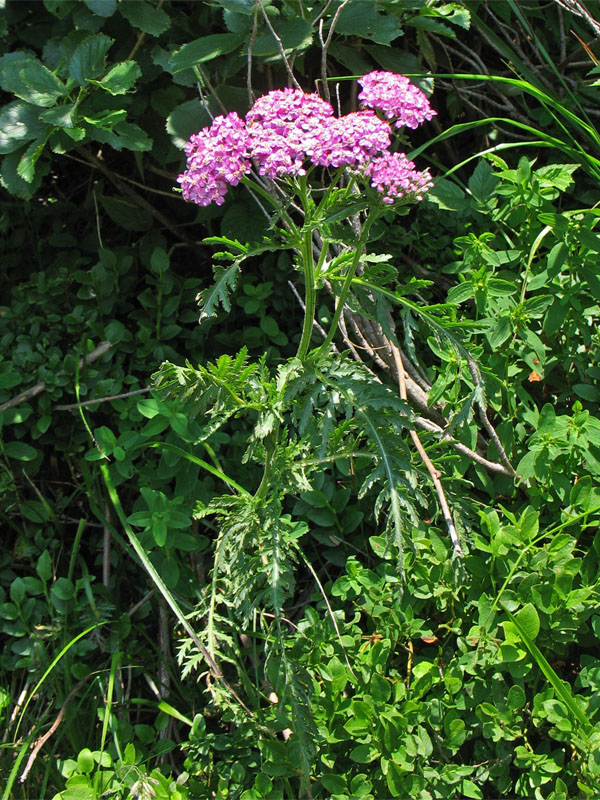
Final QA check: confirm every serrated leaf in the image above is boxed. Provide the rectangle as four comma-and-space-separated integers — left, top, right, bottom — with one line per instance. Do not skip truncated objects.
40, 103, 77, 128
0, 101, 48, 154
335, 1, 402, 46
20, 61, 66, 103
468, 160, 499, 204
198, 262, 241, 326
119, 0, 170, 36
170, 33, 245, 73
91, 61, 142, 94
535, 163, 579, 191
17, 137, 46, 183
69, 34, 114, 84
1, 147, 46, 198
84, 0, 117, 16
425, 178, 468, 211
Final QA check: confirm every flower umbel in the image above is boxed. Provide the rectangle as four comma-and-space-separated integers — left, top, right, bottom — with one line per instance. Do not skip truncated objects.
246, 88, 334, 179
309, 111, 391, 168
357, 71, 437, 130
177, 112, 251, 207
363, 151, 434, 204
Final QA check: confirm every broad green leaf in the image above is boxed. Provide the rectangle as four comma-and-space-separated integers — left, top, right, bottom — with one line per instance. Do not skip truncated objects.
19, 61, 66, 105
0, 101, 47, 154
51, 577, 75, 600
252, 18, 313, 57
90, 61, 142, 94
3, 441, 38, 461
516, 603, 540, 641
166, 99, 213, 149
336, 1, 402, 46
447, 281, 474, 304
169, 33, 246, 73
36, 551, 53, 582
69, 34, 114, 84
0, 146, 46, 198
468, 159, 499, 203
119, 0, 170, 36
488, 315, 511, 348
425, 177, 468, 211
40, 103, 77, 128
83, 0, 117, 16
103, 121, 152, 151
99, 195, 153, 231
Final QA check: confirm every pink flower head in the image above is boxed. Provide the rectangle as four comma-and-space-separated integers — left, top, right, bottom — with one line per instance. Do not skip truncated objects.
177, 112, 251, 206
309, 111, 391, 168
358, 71, 437, 130
246, 88, 334, 178
363, 151, 434, 204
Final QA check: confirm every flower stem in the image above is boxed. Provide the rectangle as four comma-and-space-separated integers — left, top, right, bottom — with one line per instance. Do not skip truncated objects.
295, 177, 318, 361
317, 210, 378, 357
296, 225, 316, 361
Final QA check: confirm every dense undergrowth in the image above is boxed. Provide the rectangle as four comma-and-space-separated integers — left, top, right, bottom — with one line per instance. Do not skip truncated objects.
1, 1, 600, 798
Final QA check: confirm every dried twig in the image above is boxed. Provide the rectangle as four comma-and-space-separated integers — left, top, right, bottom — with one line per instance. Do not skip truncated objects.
390, 341, 463, 558
256, 0, 302, 89
56, 386, 150, 411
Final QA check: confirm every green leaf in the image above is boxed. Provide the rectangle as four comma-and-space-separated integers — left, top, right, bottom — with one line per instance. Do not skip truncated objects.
198, 262, 241, 326
447, 281, 474, 304
36, 551, 53, 582
169, 33, 246, 73
51, 577, 75, 600
252, 18, 313, 57
425, 178, 468, 211
1, 146, 46, 198
0, 52, 45, 101
469, 159, 499, 204
90, 61, 142, 95
77, 748, 95, 774
488, 315, 511, 348
504, 606, 593, 734
97, 121, 152, 151
3, 441, 38, 461
335, 1, 402, 45
0, 101, 47, 154
99, 195, 153, 231
119, 0, 170, 36
83, 0, 117, 16
40, 103, 77, 128
17, 137, 46, 183
166, 99, 212, 149
573, 384, 600, 402
516, 603, 540, 641
69, 34, 114, 85
19, 61, 66, 106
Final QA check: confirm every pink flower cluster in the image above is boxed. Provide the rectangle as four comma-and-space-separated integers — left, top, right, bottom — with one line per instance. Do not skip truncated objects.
177, 72, 435, 207
179, 112, 251, 207
363, 152, 434, 204
358, 71, 437, 130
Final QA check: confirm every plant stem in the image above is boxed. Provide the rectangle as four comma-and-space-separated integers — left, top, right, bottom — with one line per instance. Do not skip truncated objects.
296, 225, 317, 360
317, 210, 378, 357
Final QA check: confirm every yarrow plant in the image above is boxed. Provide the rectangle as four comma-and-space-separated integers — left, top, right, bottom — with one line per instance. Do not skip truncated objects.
177, 71, 435, 359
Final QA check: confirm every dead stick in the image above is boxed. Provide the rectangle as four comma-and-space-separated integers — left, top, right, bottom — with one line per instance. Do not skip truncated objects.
390, 342, 463, 558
